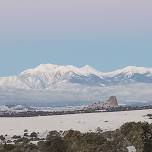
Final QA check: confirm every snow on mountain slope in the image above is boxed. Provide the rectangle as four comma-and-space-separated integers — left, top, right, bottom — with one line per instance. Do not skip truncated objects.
18, 64, 106, 89
20, 64, 101, 77
80, 65, 103, 76
1, 64, 152, 89
105, 66, 152, 77
104, 66, 152, 84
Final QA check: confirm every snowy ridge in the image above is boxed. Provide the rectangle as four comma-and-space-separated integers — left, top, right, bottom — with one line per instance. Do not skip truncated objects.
20, 64, 101, 77
1, 64, 152, 89
104, 66, 152, 77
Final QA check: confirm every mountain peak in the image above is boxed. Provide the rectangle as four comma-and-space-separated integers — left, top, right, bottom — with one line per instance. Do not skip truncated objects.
36, 63, 59, 68
104, 66, 152, 77
34, 64, 60, 71
81, 65, 99, 73
81, 65, 95, 69
124, 66, 146, 70
20, 64, 81, 77
121, 66, 152, 75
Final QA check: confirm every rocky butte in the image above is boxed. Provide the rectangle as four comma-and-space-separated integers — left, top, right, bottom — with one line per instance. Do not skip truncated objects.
86, 96, 119, 110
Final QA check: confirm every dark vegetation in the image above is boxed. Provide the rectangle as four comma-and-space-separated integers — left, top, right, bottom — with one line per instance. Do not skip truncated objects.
0, 122, 152, 152
1, 105, 152, 117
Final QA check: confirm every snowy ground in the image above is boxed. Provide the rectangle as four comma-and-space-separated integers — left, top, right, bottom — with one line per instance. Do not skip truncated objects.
0, 109, 152, 137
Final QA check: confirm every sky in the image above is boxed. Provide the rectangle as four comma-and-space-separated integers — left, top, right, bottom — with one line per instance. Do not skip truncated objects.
0, 0, 152, 76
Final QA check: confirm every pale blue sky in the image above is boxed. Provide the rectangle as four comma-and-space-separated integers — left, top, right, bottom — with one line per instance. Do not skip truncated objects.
0, 0, 152, 76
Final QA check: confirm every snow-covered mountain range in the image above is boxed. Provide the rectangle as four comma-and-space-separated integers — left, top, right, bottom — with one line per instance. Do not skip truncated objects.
1, 64, 152, 105
1, 64, 152, 89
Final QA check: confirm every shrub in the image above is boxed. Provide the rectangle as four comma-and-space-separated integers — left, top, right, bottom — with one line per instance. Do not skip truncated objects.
30, 132, 38, 138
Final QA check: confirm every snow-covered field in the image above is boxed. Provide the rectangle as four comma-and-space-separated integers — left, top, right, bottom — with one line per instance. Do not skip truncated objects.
0, 109, 152, 137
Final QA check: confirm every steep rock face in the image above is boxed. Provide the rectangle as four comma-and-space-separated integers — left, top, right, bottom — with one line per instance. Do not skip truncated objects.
106, 96, 118, 107
86, 96, 119, 110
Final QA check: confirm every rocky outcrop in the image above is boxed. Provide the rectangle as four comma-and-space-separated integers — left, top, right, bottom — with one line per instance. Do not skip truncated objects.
86, 96, 119, 110
105, 96, 118, 108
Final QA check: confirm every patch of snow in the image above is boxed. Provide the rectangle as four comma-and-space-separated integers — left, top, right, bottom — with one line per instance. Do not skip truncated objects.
127, 146, 136, 152
0, 109, 151, 137
30, 141, 40, 145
